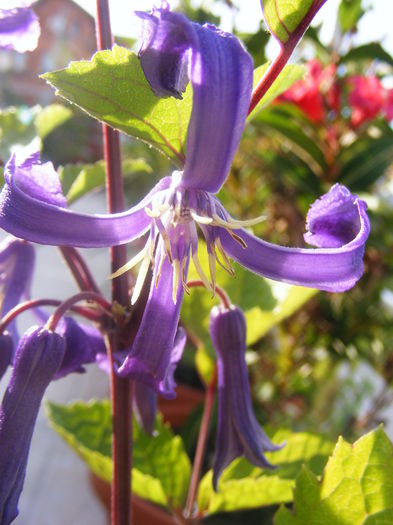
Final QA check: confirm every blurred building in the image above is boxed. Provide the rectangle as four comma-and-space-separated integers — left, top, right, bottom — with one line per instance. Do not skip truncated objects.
0, 0, 96, 106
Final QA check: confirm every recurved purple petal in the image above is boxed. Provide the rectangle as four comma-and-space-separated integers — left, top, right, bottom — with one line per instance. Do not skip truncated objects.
117, 245, 187, 398
134, 382, 157, 436
0, 152, 170, 247
54, 317, 106, 380
219, 186, 370, 292
0, 334, 13, 382
304, 183, 363, 248
210, 305, 281, 488
138, 8, 253, 193
0, 3, 40, 53
0, 237, 35, 345
133, 327, 186, 434
0, 326, 65, 523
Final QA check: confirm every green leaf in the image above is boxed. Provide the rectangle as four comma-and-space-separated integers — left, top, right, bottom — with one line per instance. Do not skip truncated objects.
340, 43, 393, 68
338, 130, 393, 191
58, 158, 152, 204
47, 399, 191, 509
198, 429, 334, 514
255, 106, 327, 170
261, 0, 314, 43
275, 427, 393, 525
34, 103, 73, 139
338, 0, 365, 33
42, 45, 192, 167
244, 282, 317, 345
248, 63, 305, 120
0, 106, 38, 161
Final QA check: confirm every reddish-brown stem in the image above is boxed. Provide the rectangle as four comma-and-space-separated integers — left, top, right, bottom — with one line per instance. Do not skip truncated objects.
59, 246, 101, 293
96, 2, 133, 524
46, 291, 111, 331
184, 367, 217, 518
248, 46, 293, 115
0, 298, 104, 334
249, 0, 327, 115
187, 280, 231, 309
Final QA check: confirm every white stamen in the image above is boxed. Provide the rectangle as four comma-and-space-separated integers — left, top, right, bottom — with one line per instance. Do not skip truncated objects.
192, 251, 212, 292
155, 253, 165, 288
190, 211, 213, 224
208, 245, 216, 297
109, 246, 148, 279
212, 212, 266, 229
131, 253, 151, 305
181, 258, 189, 295
172, 259, 180, 304
215, 237, 235, 276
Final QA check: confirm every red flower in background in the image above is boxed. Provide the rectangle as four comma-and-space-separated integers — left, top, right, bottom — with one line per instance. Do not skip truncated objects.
348, 76, 385, 126
278, 60, 340, 123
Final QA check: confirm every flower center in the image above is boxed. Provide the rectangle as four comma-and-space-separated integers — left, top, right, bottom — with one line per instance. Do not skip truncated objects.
111, 172, 266, 304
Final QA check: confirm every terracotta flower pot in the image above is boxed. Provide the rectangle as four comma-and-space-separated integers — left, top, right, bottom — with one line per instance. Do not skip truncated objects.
158, 384, 205, 429
89, 472, 179, 525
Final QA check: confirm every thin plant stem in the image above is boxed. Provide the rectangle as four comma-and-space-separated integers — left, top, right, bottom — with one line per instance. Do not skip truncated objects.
184, 367, 217, 519
0, 298, 104, 334
187, 280, 231, 309
59, 246, 101, 293
46, 291, 112, 331
95, 2, 134, 524
248, 46, 293, 115
248, 0, 327, 115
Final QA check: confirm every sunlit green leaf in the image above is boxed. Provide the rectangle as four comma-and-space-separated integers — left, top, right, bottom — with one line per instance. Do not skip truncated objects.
42, 45, 192, 167
261, 0, 314, 43
34, 103, 73, 139
0, 106, 38, 161
338, 0, 365, 33
47, 399, 191, 509
275, 427, 393, 525
198, 429, 334, 514
248, 63, 305, 120
58, 158, 152, 204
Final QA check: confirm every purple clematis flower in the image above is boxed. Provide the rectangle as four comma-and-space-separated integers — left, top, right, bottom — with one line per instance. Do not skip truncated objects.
0, 2, 40, 53
53, 316, 106, 380
0, 326, 65, 524
210, 304, 282, 487
0, 8, 370, 395
134, 325, 186, 433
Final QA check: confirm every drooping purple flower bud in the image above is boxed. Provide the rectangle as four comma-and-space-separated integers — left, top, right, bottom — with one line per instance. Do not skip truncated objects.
0, 2, 40, 53
0, 236, 35, 346
0, 326, 65, 523
0, 333, 13, 382
209, 305, 282, 489
53, 317, 106, 380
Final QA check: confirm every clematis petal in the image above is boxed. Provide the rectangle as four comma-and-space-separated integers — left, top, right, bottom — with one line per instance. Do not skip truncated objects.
0, 334, 13, 382
53, 317, 106, 380
134, 382, 157, 436
0, 2, 40, 53
219, 186, 370, 292
133, 328, 186, 434
0, 326, 65, 523
0, 237, 35, 345
0, 152, 171, 247
117, 244, 187, 398
210, 305, 281, 488
138, 7, 253, 193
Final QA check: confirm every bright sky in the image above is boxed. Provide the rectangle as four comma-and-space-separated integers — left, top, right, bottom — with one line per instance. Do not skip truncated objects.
74, 0, 393, 56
